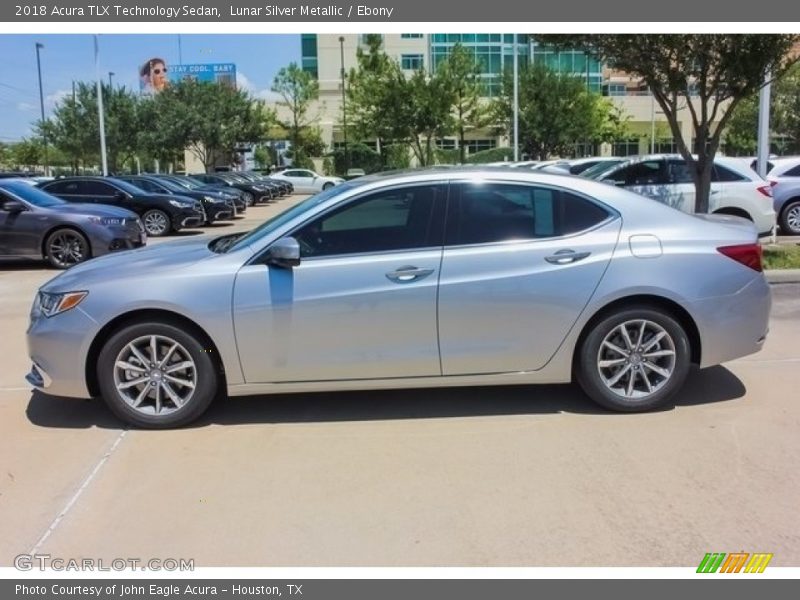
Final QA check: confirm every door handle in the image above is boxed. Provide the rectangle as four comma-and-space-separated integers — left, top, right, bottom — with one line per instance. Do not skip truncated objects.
386, 266, 435, 283
711, 189, 720, 195
545, 250, 591, 265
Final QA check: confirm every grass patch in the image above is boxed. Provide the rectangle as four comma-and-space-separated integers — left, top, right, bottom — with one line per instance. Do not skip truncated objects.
762, 243, 800, 270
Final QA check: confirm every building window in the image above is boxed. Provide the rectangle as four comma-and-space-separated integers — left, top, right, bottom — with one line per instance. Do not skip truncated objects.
612, 138, 641, 157
655, 139, 678, 154
436, 139, 457, 150
465, 139, 496, 154
401, 33, 423, 39
301, 34, 318, 78
359, 34, 384, 46
401, 54, 424, 70
602, 83, 627, 96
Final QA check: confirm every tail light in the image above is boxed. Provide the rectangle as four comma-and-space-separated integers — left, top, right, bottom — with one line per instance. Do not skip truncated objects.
717, 243, 763, 272
756, 184, 773, 198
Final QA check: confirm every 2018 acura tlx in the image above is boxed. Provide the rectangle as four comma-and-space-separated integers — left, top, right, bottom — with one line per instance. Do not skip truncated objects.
26, 168, 771, 428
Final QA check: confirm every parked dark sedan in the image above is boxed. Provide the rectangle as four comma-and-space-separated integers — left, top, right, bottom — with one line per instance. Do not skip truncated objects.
0, 180, 145, 268
115, 175, 235, 224
152, 175, 247, 214
190, 173, 273, 205
39, 177, 204, 237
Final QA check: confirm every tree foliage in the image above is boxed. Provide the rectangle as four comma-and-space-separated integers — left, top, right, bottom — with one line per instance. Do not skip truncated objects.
437, 44, 488, 163
539, 34, 800, 213
492, 62, 627, 160
272, 62, 323, 166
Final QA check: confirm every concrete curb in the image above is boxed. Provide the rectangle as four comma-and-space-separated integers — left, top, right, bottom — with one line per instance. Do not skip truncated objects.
765, 269, 800, 284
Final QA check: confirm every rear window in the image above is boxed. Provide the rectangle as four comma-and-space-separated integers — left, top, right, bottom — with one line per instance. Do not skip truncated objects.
712, 165, 747, 182
785, 164, 800, 177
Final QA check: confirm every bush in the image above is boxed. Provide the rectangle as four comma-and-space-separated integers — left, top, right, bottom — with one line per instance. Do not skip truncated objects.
435, 148, 460, 165
322, 156, 334, 176
465, 147, 514, 164
385, 144, 411, 170
333, 143, 382, 175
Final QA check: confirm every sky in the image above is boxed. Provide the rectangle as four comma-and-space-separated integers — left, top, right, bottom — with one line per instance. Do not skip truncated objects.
0, 34, 301, 143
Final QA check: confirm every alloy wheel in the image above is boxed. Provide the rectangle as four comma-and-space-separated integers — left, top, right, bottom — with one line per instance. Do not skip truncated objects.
47, 230, 88, 268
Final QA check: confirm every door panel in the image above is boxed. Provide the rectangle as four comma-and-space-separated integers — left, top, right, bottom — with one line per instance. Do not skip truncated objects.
437, 182, 621, 375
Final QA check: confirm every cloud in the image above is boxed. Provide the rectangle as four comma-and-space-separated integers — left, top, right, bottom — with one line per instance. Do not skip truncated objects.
236, 71, 281, 104
45, 89, 70, 110
17, 102, 35, 112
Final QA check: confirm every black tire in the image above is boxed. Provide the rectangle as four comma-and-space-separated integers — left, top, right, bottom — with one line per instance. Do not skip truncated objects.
779, 199, 800, 235
44, 228, 91, 269
575, 306, 691, 412
242, 192, 255, 207
322, 182, 334, 190
142, 209, 172, 237
96, 321, 219, 428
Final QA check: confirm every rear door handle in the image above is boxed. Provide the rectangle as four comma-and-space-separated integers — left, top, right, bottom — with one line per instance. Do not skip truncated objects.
386, 266, 435, 283
545, 250, 591, 265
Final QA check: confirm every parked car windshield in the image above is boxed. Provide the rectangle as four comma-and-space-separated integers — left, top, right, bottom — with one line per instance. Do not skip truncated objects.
0, 181, 65, 207
222, 182, 357, 254
580, 159, 629, 180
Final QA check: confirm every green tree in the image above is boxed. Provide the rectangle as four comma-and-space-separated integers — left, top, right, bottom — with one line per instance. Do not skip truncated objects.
725, 63, 800, 156
39, 82, 98, 173
539, 34, 799, 213
346, 34, 408, 166
272, 63, 322, 167
404, 68, 452, 166
492, 63, 626, 160
11, 138, 45, 170
438, 44, 488, 163
155, 79, 272, 172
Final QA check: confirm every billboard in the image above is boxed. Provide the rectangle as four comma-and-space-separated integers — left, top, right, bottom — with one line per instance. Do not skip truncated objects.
139, 59, 237, 94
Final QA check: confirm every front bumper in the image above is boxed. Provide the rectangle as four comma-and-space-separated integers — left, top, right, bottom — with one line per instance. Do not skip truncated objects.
205, 203, 234, 222
91, 223, 146, 256
172, 207, 205, 230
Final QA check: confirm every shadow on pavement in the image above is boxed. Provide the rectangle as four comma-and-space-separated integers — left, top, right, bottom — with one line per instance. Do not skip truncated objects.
0, 259, 52, 271
25, 365, 746, 430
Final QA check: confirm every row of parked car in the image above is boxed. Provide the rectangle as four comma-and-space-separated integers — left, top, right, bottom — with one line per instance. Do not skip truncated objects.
0, 171, 298, 269
495, 154, 800, 236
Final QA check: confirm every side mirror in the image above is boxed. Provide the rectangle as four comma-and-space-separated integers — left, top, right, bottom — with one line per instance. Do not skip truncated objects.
113, 190, 128, 200
267, 237, 301, 269
2, 199, 26, 212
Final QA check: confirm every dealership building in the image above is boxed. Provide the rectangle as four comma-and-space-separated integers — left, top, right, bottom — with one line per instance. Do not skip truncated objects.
293, 33, 724, 161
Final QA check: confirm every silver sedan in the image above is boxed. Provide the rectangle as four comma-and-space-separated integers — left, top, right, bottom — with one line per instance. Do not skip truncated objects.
26, 168, 771, 428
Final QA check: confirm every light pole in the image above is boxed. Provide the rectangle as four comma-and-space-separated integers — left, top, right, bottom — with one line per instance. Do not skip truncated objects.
108, 71, 115, 87
339, 36, 348, 174
94, 35, 108, 176
35, 42, 49, 176
513, 35, 519, 162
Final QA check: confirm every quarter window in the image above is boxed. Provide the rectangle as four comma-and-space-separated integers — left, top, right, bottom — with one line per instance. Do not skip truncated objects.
712, 165, 747, 182
783, 164, 800, 177
447, 183, 610, 245
292, 185, 445, 258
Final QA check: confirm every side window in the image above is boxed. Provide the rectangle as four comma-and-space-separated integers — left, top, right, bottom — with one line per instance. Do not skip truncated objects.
82, 181, 116, 196
666, 160, 694, 184
712, 165, 747, 182
447, 183, 610, 245
610, 161, 665, 186
138, 180, 161, 192
43, 181, 77, 194
785, 164, 800, 177
292, 185, 445, 258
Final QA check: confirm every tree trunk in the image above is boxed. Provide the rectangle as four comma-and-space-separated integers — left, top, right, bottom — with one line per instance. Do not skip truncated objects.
694, 159, 714, 214
459, 125, 466, 164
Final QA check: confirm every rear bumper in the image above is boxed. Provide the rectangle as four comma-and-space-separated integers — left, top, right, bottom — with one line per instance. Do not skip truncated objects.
690, 275, 772, 368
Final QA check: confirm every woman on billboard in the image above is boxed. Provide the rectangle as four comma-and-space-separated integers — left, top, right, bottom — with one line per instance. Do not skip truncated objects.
140, 57, 168, 93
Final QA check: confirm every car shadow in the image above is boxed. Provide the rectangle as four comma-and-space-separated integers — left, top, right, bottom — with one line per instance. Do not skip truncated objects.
25, 366, 746, 430
0, 259, 53, 271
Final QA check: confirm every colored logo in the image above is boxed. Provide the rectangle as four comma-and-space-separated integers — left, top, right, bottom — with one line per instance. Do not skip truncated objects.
697, 552, 773, 573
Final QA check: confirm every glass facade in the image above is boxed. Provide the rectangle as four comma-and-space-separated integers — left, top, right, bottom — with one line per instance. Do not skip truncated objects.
301, 33, 318, 78
401, 34, 423, 39
430, 34, 529, 97
530, 43, 602, 93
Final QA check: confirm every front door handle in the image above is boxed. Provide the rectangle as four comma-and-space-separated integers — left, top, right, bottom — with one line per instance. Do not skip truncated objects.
545, 250, 591, 265
386, 266, 435, 283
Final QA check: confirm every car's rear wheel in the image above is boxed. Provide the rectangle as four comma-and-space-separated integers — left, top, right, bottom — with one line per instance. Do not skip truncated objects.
779, 200, 800, 235
322, 182, 334, 190
142, 209, 171, 237
44, 228, 91, 269
97, 321, 218, 428
576, 307, 691, 412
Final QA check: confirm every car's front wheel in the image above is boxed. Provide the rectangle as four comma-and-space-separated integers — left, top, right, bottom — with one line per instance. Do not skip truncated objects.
142, 209, 171, 237
322, 182, 334, 190
575, 306, 691, 412
97, 321, 219, 428
44, 228, 91, 269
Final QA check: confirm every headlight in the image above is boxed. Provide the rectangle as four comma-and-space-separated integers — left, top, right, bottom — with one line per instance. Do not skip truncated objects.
37, 291, 88, 318
204, 195, 223, 203
87, 216, 126, 226
169, 200, 192, 208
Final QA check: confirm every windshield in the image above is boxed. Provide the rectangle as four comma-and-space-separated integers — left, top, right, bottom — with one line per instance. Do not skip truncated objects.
168, 177, 202, 190
147, 178, 185, 193
224, 182, 357, 253
0, 181, 65, 207
580, 159, 629, 180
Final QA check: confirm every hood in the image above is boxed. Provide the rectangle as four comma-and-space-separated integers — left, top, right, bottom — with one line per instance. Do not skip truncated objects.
46, 203, 138, 219
42, 235, 216, 292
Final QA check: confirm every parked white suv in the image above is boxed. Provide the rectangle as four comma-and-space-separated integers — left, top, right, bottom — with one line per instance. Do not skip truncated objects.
590, 155, 776, 235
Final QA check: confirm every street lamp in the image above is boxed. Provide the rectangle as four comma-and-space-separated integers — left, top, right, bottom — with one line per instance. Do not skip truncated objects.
35, 42, 49, 176
108, 71, 115, 87
339, 36, 348, 173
